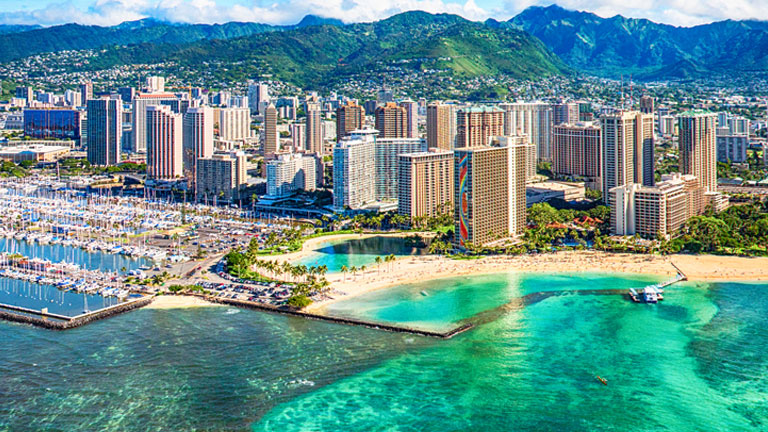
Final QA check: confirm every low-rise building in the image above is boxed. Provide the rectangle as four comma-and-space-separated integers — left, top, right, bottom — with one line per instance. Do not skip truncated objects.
0, 144, 70, 162
526, 181, 585, 206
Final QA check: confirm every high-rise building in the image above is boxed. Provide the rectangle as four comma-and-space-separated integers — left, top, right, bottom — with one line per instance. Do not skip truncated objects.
400, 100, 419, 138
290, 123, 306, 152
305, 103, 323, 154
454, 143, 529, 248
639, 95, 655, 114
363, 100, 378, 116
375, 103, 408, 138
609, 173, 702, 238
218, 107, 251, 141
86, 98, 122, 166
552, 122, 602, 188
132, 92, 178, 152
659, 115, 677, 137
336, 101, 364, 142
15, 86, 32, 101
374, 138, 427, 201
678, 111, 717, 192
78, 82, 93, 105
716, 128, 749, 163
247, 82, 269, 114
333, 130, 376, 210
426, 103, 456, 150
146, 105, 183, 180
183, 106, 214, 186
145, 76, 165, 93
501, 102, 552, 161
715, 113, 750, 163
489, 135, 537, 183
717, 113, 750, 136
266, 153, 317, 198
456, 107, 505, 148
601, 111, 655, 199
262, 104, 279, 155
196, 152, 247, 202
552, 102, 579, 126
397, 150, 454, 220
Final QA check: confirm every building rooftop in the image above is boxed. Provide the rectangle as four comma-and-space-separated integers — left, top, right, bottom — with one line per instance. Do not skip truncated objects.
459, 106, 503, 113
678, 110, 716, 117
0, 144, 70, 154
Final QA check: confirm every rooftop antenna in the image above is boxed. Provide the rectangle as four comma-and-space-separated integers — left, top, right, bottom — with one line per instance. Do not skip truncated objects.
629, 74, 634, 107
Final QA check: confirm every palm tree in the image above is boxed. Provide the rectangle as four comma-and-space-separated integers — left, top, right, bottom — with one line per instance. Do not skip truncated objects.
340, 265, 348, 281
375, 256, 382, 274
350, 266, 358, 279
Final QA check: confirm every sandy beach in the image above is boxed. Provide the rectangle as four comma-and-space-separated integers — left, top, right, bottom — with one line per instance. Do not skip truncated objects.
303, 250, 768, 312
146, 295, 220, 309
244, 232, 768, 313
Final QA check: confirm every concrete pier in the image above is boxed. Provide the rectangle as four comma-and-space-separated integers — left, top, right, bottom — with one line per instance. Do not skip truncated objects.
0, 296, 153, 330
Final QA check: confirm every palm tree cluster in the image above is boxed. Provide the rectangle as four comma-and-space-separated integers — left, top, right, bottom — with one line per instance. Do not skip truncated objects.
225, 248, 332, 296
340, 254, 397, 281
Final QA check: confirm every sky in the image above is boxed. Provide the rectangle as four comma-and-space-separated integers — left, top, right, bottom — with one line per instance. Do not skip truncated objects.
0, 0, 765, 28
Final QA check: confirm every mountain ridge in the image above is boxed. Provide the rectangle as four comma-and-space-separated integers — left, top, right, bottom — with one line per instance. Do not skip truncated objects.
509, 4, 768, 79
78, 11, 565, 88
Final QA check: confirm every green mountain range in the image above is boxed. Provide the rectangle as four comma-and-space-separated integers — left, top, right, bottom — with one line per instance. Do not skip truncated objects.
6, 4, 766, 82
0, 15, 342, 63
509, 4, 768, 79
67, 12, 566, 87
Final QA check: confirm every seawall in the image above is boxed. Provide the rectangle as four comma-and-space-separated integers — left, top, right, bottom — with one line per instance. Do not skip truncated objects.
0, 296, 153, 330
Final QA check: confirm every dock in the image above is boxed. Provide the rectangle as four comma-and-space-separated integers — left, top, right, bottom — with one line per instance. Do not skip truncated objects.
0, 295, 153, 329
629, 265, 687, 303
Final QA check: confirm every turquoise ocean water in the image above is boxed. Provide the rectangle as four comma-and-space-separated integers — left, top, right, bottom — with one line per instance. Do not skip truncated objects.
1, 270, 767, 431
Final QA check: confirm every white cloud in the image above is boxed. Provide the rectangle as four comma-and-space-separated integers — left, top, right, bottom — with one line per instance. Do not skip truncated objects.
499, 0, 768, 27
2, 0, 768, 27
0, 0, 491, 26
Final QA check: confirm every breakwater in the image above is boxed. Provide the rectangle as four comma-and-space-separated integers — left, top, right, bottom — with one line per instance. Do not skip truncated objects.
0, 295, 153, 329
196, 294, 474, 339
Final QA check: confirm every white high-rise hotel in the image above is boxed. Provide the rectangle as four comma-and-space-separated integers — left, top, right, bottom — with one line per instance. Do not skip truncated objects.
501, 102, 552, 161
266, 153, 317, 198
333, 130, 376, 210
218, 107, 251, 141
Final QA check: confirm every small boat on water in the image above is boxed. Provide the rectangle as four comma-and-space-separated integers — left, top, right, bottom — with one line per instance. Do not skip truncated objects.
420, 291, 428, 296
596, 376, 608, 386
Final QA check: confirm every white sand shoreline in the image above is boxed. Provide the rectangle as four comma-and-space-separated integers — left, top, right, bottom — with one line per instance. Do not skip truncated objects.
243, 232, 768, 314
304, 250, 768, 312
